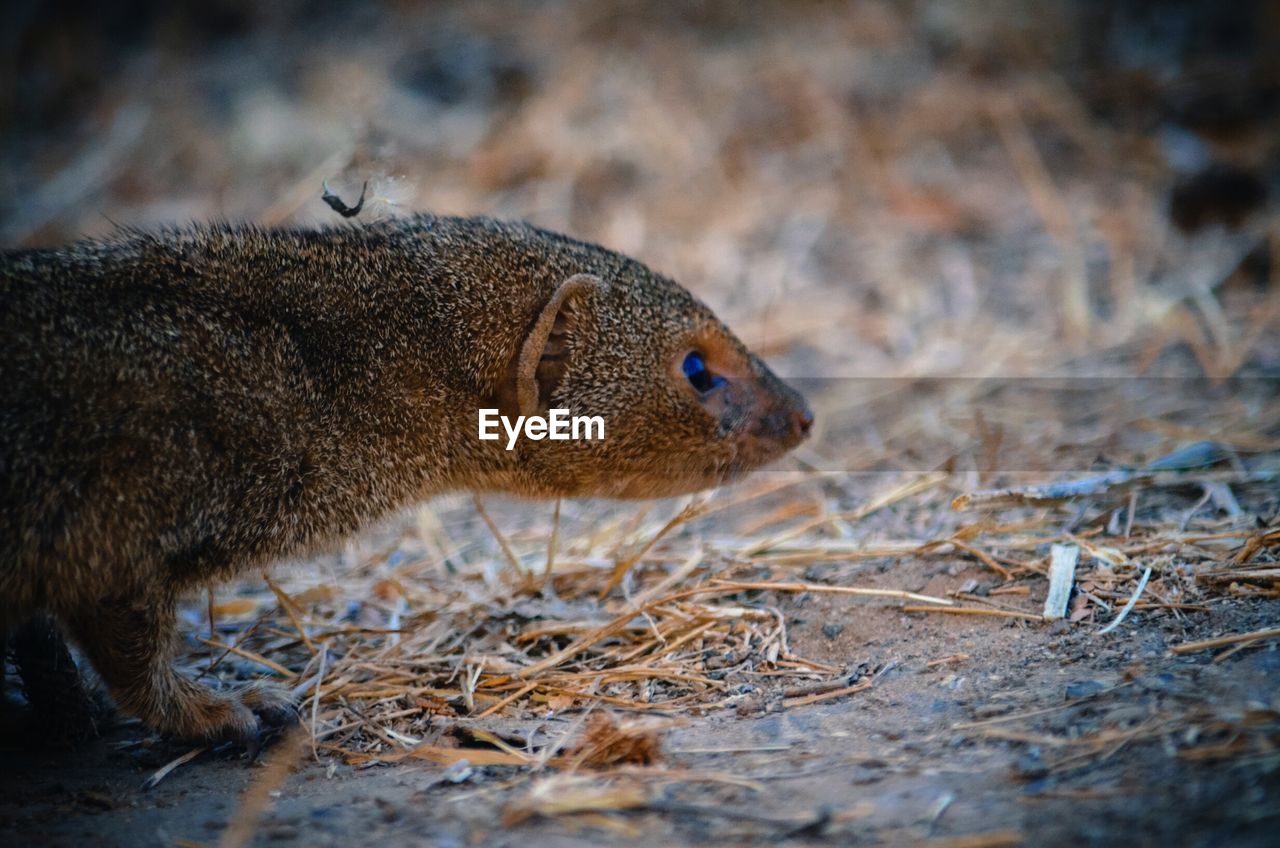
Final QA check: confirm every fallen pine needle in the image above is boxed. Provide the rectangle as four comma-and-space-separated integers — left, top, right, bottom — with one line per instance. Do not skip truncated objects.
709, 579, 953, 606
309, 641, 328, 761
1212, 635, 1276, 662
473, 494, 522, 572
953, 681, 1133, 730
951, 471, 1149, 510
1097, 566, 1151, 635
196, 637, 292, 677
951, 442, 1230, 510
1170, 626, 1280, 655
540, 498, 561, 588
672, 744, 792, 754
926, 653, 971, 667
359, 744, 532, 767
517, 603, 666, 678
743, 472, 946, 555
947, 540, 1013, 580
475, 681, 539, 718
600, 497, 708, 598
783, 679, 872, 708
902, 605, 1043, 622
263, 574, 316, 655
143, 745, 207, 790
1196, 568, 1280, 584
780, 677, 861, 698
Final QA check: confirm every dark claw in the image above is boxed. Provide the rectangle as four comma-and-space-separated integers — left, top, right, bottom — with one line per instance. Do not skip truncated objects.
236, 684, 300, 763
258, 701, 301, 731
245, 725, 264, 764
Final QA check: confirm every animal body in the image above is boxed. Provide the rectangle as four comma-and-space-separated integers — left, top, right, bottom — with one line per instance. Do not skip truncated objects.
1, 214, 811, 747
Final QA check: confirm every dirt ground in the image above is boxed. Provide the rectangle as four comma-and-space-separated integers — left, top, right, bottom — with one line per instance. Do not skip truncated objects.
4, 1, 1280, 846
3, 557, 1278, 847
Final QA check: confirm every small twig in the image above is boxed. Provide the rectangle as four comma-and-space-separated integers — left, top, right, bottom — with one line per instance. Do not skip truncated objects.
197, 612, 272, 681
947, 540, 1013, 580
1198, 568, 1280, 584
1211, 637, 1268, 663
264, 574, 316, 655
951, 472, 1146, 510
926, 654, 971, 667
952, 442, 1231, 510
473, 494, 522, 572
541, 499, 561, 590
600, 498, 707, 598
629, 549, 704, 608
744, 472, 945, 555
710, 578, 953, 606
1097, 567, 1151, 635
143, 746, 207, 790
902, 606, 1042, 622
1230, 527, 1280, 565
309, 641, 329, 762
783, 679, 872, 708
953, 682, 1132, 730
196, 637, 292, 677
1170, 626, 1280, 655
474, 682, 539, 719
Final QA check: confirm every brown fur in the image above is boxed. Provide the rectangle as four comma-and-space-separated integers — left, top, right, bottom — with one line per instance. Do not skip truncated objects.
1, 214, 810, 745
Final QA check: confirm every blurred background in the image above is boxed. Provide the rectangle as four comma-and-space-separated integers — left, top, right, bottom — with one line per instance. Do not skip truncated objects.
3, 0, 1279, 475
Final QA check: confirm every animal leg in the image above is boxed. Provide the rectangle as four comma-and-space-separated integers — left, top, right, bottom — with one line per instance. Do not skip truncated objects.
69, 595, 296, 749
11, 613, 103, 745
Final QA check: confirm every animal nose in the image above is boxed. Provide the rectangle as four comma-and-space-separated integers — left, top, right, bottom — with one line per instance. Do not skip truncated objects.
789, 403, 813, 440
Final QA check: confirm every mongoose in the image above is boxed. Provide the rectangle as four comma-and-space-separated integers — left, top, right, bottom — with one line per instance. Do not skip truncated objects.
1, 214, 812, 747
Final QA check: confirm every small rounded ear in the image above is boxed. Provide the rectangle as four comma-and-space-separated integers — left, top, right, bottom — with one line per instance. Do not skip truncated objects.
515, 273, 604, 417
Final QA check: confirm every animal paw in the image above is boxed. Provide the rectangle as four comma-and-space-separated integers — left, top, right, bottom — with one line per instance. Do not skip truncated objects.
238, 681, 300, 733
166, 680, 299, 754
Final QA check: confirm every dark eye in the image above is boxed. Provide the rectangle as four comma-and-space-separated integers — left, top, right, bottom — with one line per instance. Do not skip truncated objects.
682, 351, 726, 394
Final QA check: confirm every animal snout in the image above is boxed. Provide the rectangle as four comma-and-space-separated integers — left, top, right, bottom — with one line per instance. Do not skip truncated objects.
740, 361, 813, 450
789, 401, 814, 441
751, 395, 813, 446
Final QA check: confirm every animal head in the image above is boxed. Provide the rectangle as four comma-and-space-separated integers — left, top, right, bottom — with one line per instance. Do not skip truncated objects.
498, 266, 812, 499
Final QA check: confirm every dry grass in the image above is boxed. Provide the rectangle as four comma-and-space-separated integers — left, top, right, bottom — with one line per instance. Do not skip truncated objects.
170, 444, 1277, 773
